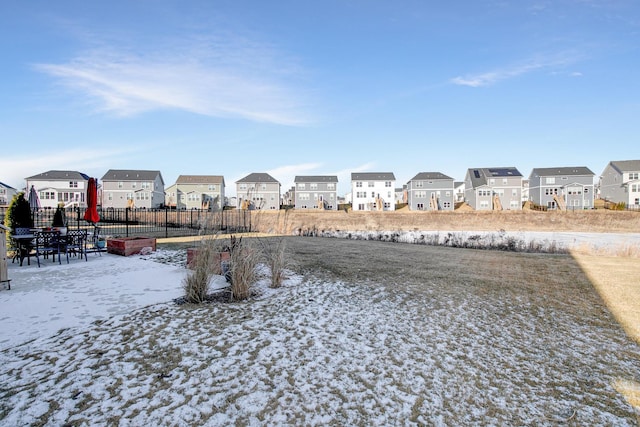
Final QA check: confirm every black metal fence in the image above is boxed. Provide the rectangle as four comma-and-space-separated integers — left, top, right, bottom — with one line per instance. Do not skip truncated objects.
2, 207, 252, 238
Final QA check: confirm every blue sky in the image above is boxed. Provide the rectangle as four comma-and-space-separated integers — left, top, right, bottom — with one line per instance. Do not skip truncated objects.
1, 0, 639, 197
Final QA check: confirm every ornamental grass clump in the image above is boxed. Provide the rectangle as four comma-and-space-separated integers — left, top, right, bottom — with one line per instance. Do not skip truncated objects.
182, 237, 221, 303
228, 236, 260, 301
259, 237, 288, 288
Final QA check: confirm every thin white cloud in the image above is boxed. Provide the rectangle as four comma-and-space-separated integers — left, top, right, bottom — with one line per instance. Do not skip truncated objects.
35, 37, 313, 126
451, 52, 583, 87
0, 147, 139, 190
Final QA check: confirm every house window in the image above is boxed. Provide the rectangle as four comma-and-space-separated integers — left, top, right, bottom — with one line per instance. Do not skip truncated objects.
510, 201, 520, 209
356, 182, 362, 188
629, 173, 639, 180
502, 179, 508, 185
108, 193, 112, 201
445, 191, 451, 196
239, 184, 247, 190
126, 193, 134, 200
442, 202, 451, 209
415, 181, 423, 188
118, 181, 123, 189
385, 181, 392, 187
545, 177, 556, 184
415, 191, 426, 198
512, 189, 518, 196
142, 182, 151, 189
261, 184, 267, 190
368, 182, 374, 187
358, 204, 365, 210
417, 203, 424, 210
299, 193, 310, 201
310, 183, 318, 190
297, 183, 306, 190
327, 183, 335, 190
371, 192, 375, 198
489, 179, 495, 185
69, 181, 78, 188
208, 185, 216, 191
132, 182, 137, 189
480, 201, 489, 208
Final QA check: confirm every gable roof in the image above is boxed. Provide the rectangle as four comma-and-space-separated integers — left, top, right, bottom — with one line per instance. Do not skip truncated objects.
530, 167, 595, 177
351, 172, 396, 181
102, 169, 164, 185
0, 181, 16, 190
294, 175, 338, 183
409, 172, 453, 181
26, 170, 90, 181
176, 175, 225, 185
467, 167, 522, 188
236, 173, 279, 184
609, 160, 640, 173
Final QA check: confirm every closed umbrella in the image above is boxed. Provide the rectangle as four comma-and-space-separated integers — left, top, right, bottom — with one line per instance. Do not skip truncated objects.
83, 178, 100, 224
28, 185, 41, 210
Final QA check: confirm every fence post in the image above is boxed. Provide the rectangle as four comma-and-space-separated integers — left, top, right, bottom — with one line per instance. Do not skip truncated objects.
165, 207, 168, 239
125, 207, 129, 237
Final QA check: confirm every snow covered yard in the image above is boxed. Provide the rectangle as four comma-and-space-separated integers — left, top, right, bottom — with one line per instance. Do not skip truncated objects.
1, 235, 640, 426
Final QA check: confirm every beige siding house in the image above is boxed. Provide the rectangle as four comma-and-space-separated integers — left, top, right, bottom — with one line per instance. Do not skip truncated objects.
165, 175, 225, 210
236, 173, 281, 210
101, 169, 165, 209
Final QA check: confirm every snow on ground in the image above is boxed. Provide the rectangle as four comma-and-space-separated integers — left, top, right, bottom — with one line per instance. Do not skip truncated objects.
1, 233, 640, 426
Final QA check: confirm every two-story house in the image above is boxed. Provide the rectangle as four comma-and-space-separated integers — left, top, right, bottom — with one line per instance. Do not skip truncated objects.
406, 172, 455, 211
464, 167, 523, 211
236, 173, 281, 210
0, 182, 18, 208
599, 160, 640, 208
528, 167, 595, 210
25, 170, 90, 209
351, 172, 396, 211
101, 169, 165, 209
165, 175, 225, 210
293, 176, 338, 210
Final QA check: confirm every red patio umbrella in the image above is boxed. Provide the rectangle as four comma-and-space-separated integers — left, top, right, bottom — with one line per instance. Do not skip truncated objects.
83, 177, 100, 224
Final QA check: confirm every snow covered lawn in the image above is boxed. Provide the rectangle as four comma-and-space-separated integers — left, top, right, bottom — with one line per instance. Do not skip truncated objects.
1, 236, 640, 426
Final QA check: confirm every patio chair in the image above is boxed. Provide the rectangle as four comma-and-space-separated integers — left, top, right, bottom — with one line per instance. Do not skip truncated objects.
64, 230, 88, 262
86, 226, 103, 256
35, 230, 65, 266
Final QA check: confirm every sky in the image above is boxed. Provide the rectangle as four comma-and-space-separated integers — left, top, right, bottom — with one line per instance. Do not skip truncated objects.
1, 0, 639, 197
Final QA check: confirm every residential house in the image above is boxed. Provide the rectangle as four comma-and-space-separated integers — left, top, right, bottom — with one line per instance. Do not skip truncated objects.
599, 160, 640, 207
236, 173, 281, 210
528, 167, 595, 210
351, 172, 396, 211
25, 170, 90, 209
464, 167, 523, 211
406, 172, 455, 211
101, 169, 165, 209
395, 186, 406, 205
293, 176, 338, 210
0, 182, 18, 208
165, 175, 225, 210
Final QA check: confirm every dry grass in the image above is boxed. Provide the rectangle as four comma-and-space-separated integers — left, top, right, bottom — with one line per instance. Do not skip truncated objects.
248, 208, 640, 235
257, 237, 289, 288
228, 236, 260, 301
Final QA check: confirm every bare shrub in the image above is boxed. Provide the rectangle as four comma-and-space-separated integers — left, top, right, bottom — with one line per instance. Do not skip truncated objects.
228, 236, 261, 300
259, 237, 289, 288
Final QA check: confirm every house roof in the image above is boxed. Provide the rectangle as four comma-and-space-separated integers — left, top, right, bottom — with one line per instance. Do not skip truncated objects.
235, 173, 280, 184
0, 181, 16, 190
467, 167, 522, 188
409, 172, 453, 181
294, 175, 338, 183
101, 169, 164, 185
176, 175, 225, 185
530, 167, 595, 177
351, 172, 396, 181
609, 160, 640, 173
26, 170, 90, 181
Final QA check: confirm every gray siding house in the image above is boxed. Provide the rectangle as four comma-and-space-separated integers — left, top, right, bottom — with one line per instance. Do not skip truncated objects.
529, 167, 595, 210
101, 169, 165, 209
464, 167, 523, 211
236, 173, 281, 210
294, 176, 338, 210
406, 172, 455, 211
0, 182, 18, 208
599, 160, 640, 207
165, 175, 225, 210
351, 172, 396, 211
25, 170, 90, 209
